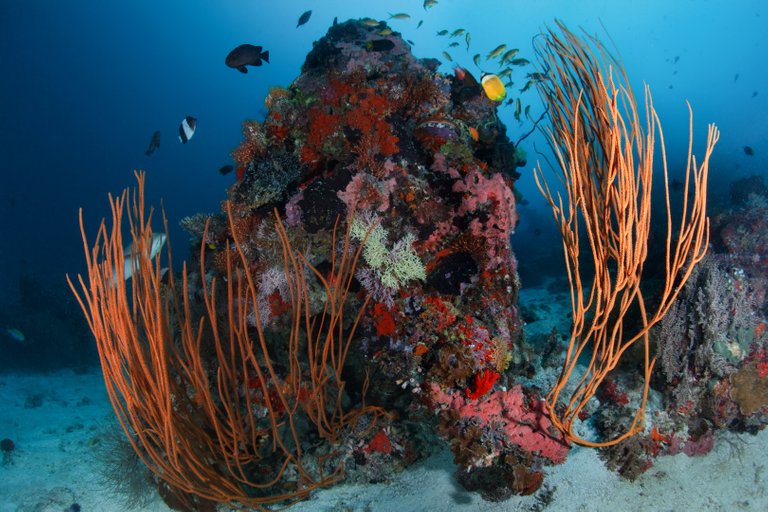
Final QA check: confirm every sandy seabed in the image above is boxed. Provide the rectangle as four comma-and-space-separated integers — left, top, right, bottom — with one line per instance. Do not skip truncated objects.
2, 289, 766, 512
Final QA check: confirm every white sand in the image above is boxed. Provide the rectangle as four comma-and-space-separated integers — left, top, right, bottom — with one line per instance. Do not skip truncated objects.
2, 332, 766, 511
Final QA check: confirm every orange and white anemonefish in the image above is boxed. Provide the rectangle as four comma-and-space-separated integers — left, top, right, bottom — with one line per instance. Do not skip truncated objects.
480, 73, 506, 102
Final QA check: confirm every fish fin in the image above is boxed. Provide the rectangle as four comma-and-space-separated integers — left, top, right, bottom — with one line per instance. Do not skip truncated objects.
237, 66, 248, 73
261, 50, 269, 64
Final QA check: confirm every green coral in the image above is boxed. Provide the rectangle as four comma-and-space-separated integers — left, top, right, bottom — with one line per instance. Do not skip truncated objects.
350, 216, 426, 291
439, 141, 474, 165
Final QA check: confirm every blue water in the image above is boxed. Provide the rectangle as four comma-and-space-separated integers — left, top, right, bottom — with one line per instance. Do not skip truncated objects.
1, 0, 765, 297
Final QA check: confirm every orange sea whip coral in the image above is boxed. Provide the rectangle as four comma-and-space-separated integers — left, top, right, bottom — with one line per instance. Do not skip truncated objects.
533, 21, 718, 447
67, 172, 388, 509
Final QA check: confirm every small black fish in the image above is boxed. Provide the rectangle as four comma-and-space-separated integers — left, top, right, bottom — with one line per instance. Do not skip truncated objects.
144, 130, 160, 156
734, 73, 739, 82
178, 116, 197, 144
669, 178, 684, 192
674, 55, 680, 64
752, 91, 758, 98
225, 44, 270, 73
365, 39, 395, 52
297, 10, 312, 28
744, 146, 755, 156
218, 165, 234, 175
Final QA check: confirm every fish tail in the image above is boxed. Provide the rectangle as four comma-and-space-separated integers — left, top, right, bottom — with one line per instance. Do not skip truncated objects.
261, 50, 269, 64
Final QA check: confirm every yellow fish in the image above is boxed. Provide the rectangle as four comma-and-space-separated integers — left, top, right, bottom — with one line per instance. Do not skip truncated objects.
481, 73, 506, 102
389, 12, 411, 20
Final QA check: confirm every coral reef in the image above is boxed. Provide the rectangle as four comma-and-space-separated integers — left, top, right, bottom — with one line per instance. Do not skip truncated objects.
190, 18, 536, 501
603, 176, 768, 480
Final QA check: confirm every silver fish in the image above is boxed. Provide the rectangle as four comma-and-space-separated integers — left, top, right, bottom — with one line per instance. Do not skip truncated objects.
123, 232, 167, 280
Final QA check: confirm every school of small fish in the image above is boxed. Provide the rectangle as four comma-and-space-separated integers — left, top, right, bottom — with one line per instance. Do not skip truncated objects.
142, 1, 546, 172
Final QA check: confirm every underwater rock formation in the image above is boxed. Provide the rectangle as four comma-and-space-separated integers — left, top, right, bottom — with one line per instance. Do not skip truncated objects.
183, 19, 564, 500
601, 176, 768, 480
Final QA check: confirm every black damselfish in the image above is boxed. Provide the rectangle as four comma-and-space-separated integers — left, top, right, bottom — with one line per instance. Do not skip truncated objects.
225, 44, 270, 73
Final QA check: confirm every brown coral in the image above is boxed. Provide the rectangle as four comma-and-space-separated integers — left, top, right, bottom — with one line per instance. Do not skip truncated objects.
730, 360, 768, 415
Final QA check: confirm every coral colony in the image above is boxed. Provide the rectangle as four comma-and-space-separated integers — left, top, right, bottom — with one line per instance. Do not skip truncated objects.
69, 19, 768, 510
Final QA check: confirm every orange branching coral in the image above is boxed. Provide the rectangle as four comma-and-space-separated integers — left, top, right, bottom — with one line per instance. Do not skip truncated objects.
534, 22, 717, 447
346, 93, 399, 175
347, 90, 391, 131
301, 107, 343, 166
306, 108, 340, 149
67, 172, 388, 510
325, 75, 359, 107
